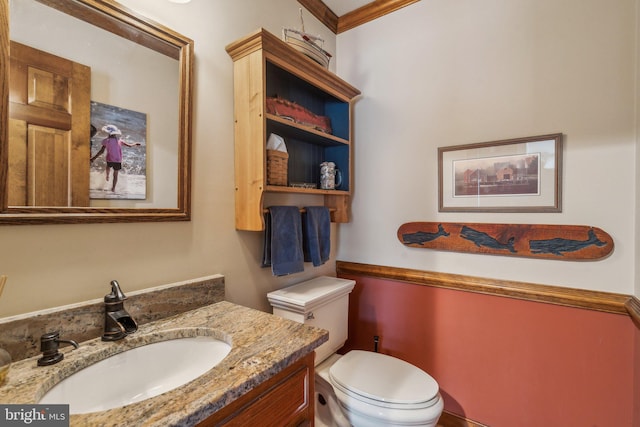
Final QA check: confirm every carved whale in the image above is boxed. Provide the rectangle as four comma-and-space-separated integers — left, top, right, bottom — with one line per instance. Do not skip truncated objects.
402, 224, 450, 245
529, 228, 606, 256
460, 225, 516, 253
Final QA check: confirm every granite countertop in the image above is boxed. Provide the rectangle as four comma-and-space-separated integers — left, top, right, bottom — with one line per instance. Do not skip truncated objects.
0, 301, 328, 426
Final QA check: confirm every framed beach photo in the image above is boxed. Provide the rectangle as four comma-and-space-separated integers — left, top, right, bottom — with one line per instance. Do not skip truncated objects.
90, 101, 147, 200
438, 133, 563, 213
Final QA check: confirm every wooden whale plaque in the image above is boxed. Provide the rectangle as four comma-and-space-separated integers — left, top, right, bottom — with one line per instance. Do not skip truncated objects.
397, 222, 614, 260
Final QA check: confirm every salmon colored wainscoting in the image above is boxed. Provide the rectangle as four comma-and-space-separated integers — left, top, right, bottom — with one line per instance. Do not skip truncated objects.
336, 261, 639, 427
632, 297, 640, 426
636, 324, 640, 427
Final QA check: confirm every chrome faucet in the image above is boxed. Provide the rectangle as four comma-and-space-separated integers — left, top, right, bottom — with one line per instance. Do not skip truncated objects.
37, 331, 79, 366
102, 280, 138, 341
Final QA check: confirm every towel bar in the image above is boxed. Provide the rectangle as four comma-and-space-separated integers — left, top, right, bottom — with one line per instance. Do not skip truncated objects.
263, 207, 336, 214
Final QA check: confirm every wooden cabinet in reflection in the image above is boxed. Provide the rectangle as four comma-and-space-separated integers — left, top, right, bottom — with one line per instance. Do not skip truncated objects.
8, 41, 90, 207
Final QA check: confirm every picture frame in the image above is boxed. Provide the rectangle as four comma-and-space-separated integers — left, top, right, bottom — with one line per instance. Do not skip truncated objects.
89, 101, 147, 200
438, 133, 563, 213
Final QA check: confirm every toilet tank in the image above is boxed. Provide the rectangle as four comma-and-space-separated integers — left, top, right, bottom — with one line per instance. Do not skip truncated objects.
267, 276, 355, 365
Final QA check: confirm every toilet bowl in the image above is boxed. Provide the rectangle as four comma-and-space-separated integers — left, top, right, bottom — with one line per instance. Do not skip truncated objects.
315, 355, 351, 427
315, 352, 443, 427
267, 276, 444, 427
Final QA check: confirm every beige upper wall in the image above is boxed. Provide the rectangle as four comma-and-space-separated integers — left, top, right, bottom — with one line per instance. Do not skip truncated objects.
336, 0, 639, 296
0, 0, 338, 317
2, 0, 638, 319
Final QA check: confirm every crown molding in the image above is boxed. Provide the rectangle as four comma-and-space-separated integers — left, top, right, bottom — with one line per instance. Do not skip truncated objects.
297, 0, 338, 33
298, 0, 420, 34
337, 0, 420, 33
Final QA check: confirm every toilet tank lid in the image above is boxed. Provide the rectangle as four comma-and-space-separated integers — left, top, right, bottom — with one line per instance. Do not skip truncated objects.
267, 276, 355, 313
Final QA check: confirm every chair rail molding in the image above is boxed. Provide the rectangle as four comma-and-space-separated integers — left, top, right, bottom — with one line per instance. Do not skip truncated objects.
336, 261, 635, 317
625, 296, 640, 328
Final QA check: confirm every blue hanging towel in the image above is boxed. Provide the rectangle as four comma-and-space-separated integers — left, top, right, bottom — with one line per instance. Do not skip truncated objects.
263, 206, 305, 276
302, 206, 331, 266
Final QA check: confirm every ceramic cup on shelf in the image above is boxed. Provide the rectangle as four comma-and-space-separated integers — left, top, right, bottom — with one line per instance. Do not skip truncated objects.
320, 162, 342, 190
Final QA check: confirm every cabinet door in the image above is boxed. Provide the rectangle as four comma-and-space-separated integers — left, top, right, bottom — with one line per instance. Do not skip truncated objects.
198, 352, 315, 427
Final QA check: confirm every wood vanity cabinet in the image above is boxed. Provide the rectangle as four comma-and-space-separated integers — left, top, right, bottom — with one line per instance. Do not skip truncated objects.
198, 352, 315, 426
226, 28, 361, 231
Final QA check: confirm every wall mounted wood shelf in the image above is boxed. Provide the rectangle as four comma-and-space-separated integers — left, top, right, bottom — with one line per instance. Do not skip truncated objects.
226, 28, 360, 231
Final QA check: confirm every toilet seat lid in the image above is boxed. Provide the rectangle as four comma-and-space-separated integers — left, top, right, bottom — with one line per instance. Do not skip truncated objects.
329, 350, 439, 405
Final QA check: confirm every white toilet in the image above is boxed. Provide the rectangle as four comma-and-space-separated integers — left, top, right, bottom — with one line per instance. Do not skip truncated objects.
267, 276, 444, 427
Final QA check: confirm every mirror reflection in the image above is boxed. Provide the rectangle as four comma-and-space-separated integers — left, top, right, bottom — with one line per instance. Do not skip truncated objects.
2, 0, 193, 223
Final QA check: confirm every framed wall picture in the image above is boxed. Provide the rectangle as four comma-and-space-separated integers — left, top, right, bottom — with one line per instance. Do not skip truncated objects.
438, 133, 563, 212
89, 101, 147, 200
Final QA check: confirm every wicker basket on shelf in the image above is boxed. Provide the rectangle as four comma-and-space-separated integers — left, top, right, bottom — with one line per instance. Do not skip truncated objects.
266, 149, 289, 186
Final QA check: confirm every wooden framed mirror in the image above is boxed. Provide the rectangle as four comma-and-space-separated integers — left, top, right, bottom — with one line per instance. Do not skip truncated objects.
0, 0, 193, 224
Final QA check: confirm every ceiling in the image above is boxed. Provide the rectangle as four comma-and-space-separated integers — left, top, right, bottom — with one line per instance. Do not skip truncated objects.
322, 0, 371, 16
298, 0, 420, 34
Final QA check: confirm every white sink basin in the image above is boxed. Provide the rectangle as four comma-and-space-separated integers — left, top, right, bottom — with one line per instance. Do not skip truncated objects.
39, 336, 231, 414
